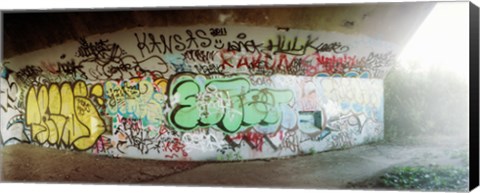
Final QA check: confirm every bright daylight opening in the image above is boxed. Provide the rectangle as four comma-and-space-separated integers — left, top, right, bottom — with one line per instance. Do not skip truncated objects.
398, 2, 469, 82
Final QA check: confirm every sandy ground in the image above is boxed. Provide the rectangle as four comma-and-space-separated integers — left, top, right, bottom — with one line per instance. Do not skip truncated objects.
0, 135, 469, 190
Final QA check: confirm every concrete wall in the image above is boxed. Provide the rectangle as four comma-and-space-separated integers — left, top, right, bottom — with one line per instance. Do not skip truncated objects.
2, 3, 434, 58
0, 3, 433, 160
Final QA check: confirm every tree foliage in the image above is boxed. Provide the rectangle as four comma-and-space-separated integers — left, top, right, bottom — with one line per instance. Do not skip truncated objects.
384, 62, 469, 140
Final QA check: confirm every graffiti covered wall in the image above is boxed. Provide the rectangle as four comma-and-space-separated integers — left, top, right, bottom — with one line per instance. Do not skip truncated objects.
0, 26, 395, 160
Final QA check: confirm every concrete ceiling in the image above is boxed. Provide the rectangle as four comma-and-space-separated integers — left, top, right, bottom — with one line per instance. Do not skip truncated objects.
1, 2, 435, 59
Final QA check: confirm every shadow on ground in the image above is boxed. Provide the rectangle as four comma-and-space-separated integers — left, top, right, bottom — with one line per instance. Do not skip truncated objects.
0, 135, 469, 190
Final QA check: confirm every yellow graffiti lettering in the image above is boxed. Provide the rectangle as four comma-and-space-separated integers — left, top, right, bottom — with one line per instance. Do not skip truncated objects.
26, 81, 106, 150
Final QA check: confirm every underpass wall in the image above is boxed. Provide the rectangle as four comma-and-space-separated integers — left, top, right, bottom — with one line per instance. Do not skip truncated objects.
1, 3, 435, 160
1, 25, 395, 160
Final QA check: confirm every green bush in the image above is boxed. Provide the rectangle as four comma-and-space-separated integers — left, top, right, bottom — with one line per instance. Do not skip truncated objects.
383, 62, 469, 140
380, 165, 469, 191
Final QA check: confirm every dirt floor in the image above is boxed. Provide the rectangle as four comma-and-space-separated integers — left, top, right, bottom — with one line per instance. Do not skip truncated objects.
0, 135, 469, 190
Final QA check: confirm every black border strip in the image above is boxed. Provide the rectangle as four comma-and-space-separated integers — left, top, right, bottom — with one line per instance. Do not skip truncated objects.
470, 1, 479, 191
